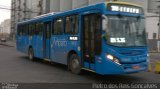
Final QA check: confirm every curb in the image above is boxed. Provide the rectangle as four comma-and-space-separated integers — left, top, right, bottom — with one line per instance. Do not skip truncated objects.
148, 63, 152, 72
155, 61, 160, 74
0, 43, 15, 47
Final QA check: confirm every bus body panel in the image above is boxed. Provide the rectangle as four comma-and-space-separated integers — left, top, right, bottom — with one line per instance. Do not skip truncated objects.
51, 35, 80, 64
94, 41, 148, 75
35, 36, 43, 59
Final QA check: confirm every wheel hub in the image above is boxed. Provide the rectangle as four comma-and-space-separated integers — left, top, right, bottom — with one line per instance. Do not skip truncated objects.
72, 59, 79, 69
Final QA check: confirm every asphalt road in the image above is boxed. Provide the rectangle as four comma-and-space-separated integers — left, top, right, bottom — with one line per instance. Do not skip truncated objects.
0, 45, 160, 83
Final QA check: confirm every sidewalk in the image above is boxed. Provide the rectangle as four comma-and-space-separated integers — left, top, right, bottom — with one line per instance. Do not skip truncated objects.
0, 41, 16, 47
149, 53, 160, 71
7, 41, 16, 47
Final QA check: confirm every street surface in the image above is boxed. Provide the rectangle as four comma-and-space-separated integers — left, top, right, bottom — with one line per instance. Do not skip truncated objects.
0, 42, 160, 83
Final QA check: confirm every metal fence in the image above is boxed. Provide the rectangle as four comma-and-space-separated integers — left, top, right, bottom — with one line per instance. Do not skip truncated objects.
148, 39, 160, 52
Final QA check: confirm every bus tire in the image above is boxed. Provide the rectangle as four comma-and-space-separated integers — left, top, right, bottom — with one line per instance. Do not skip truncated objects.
69, 54, 81, 74
28, 48, 34, 61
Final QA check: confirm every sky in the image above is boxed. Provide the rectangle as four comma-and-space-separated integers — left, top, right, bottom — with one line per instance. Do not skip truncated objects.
0, 0, 11, 23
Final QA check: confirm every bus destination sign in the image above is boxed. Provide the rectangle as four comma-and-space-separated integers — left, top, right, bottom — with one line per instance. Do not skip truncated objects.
107, 3, 144, 14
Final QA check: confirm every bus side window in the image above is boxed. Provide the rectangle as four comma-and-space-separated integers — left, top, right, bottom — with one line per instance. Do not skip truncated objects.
29, 23, 35, 36
21, 25, 24, 36
36, 23, 43, 36
32, 23, 36, 35
40, 23, 43, 35
53, 18, 63, 35
35, 23, 39, 35
65, 16, 72, 34
23, 24, 28, 36
52, 21, 54, 35
19, 25, 23, 36
94, 14, 102, 55
17, 25, 20, 36
29, 24, 32, 36
65, 15, 78, 35
72, 15, 78, 34
25, 24, 29, 36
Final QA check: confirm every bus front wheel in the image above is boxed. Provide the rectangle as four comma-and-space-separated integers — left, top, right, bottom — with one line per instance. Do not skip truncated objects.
69, 54, 81, 74
28, 48, 34, 61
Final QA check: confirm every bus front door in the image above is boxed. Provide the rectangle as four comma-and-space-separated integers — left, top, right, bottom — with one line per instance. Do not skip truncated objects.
43, 22, 51, 59
82, 13, 101, 70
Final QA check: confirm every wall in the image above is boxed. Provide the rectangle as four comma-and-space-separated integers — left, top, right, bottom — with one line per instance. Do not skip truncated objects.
146, 13, 159, 39
72, 0, 88, 9
0, 19, 11, 34
89, 0, 106, 5
60, 0, 72, 12
50, 0, 60, 12
148, 0, 159, 13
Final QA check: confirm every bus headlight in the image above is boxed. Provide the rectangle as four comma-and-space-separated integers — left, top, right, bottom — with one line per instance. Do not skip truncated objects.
106, 54, 121, 65
106, 54, 114, 60
147, 53, 150, 63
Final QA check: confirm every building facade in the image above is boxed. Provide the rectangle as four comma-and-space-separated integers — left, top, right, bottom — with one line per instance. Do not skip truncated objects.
0, 19, 11, 38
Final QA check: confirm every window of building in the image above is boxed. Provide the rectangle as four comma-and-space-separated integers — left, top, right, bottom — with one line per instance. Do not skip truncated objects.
153, 33, 157, 39
53, 18, 63, 35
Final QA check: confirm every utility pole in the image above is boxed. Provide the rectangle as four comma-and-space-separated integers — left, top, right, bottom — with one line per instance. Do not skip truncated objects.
157, 1, 160, 40
106, 0, 118, 1
158, 6, 160, 40
0, 27, 1, 38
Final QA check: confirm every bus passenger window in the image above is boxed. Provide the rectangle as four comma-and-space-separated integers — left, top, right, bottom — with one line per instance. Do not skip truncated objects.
52, 21, 54, 35
72, 15, 78, 34
36, 23, 43, 36
39, 23, 43, 35
29, 24, 33, 36
65, 15, 78, 35
19, 25, 22, 36
32, 24, 36, 35
53, 18, 63, 35
17, 25, 21, 36
35, 23, 38, 35
24, 24, 29, 35
65, 16, 72, 34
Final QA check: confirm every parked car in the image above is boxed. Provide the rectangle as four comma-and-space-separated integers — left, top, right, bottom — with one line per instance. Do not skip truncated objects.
0, 38, 7, 42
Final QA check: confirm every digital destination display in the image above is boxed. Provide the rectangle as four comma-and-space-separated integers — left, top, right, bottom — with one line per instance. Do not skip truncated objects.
107, 3, 144, 14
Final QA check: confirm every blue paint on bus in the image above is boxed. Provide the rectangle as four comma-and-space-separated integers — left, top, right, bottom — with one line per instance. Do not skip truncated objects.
16, 2, 148, 75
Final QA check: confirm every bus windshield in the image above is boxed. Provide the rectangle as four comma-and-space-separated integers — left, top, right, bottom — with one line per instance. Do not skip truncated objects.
103, 16, 147, 47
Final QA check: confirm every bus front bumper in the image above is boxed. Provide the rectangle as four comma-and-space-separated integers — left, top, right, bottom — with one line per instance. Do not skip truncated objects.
95, 59, 148, 75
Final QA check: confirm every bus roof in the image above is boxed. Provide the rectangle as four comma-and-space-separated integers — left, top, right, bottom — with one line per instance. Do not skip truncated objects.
18, 1, 143, 25
17, 3, 105, 24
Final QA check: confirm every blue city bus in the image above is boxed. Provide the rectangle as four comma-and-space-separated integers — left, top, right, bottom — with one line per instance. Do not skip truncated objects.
16, 2, 148, 75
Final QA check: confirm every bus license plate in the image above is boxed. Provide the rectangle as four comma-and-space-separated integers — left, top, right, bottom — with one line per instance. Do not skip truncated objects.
132, 65, 140, 69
